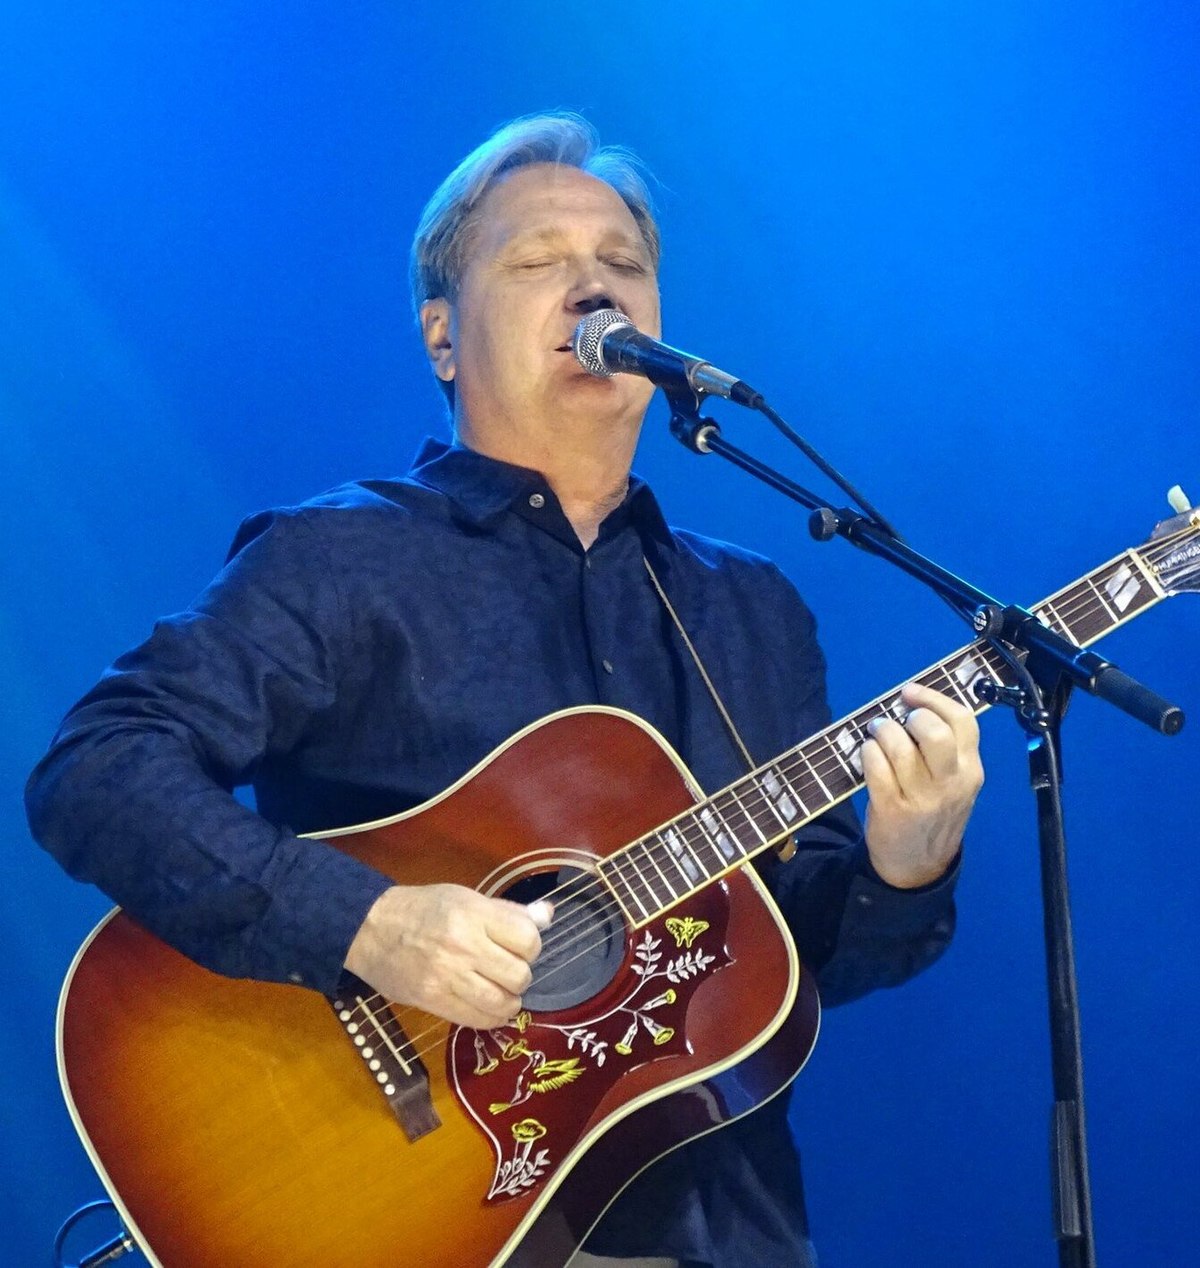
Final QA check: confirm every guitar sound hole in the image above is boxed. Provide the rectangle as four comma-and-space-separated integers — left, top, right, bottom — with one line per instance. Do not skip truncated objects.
502, 867, 627, 1013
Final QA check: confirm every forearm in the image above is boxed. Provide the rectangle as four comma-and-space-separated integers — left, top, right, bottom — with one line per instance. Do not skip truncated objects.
27, 724, 391, 993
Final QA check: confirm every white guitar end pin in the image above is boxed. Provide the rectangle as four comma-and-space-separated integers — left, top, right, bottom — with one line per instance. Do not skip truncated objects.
1167, 485, 1192, 514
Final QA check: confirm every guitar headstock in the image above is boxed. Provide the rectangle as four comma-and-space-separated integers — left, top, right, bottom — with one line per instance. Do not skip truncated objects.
1146, 486, 1200, 595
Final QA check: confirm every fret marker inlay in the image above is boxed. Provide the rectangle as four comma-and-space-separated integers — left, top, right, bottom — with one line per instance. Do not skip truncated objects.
834, 726, 864, 775
1105, 564, 1141, 612
664, 827, 700, 883
762, 768, 799, 821
952, 654, 988, 693
700, 807, 737, 860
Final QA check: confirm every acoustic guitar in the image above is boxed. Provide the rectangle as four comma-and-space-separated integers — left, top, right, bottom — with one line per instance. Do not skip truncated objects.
58, 501, 1198, 1267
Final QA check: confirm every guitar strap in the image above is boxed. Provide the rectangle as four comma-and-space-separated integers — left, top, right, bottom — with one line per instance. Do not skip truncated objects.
642, 554, 796, 862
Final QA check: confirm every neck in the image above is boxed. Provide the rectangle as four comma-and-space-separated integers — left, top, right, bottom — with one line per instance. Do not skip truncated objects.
456, 416, 638, 549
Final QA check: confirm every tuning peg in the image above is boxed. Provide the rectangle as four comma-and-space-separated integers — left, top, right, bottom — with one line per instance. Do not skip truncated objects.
1167, 485, 1192, 513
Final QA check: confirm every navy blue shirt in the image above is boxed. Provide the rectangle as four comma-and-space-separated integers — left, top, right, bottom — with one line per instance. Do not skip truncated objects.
28, 437, 957, 1266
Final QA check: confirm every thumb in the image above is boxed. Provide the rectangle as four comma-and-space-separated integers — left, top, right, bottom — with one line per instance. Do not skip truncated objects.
525, 898, 554, 930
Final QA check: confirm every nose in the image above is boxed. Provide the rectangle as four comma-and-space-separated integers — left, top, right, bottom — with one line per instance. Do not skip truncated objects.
566, 261, 617, 315
572, 289, 617, 315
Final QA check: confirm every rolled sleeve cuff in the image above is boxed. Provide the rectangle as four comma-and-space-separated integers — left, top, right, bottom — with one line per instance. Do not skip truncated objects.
249, 832, 394, 995
844, 847, 962, 938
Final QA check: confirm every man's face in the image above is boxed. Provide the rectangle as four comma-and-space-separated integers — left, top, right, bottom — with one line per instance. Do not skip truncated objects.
421, 163, 662, 448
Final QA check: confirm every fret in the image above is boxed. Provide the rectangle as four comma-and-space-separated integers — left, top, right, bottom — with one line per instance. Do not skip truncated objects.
719, 788, 771, 847
812, 742, 858, 799
830, 723, 865, 778
881, 693, 911, 724
1047, 589, 1086, 643
977, 644, 1015, 692
1127, 545, 1168, 598
691, 811, 736, 873
662, 823, 706, 887
657, 827, 698, 888
598, 854, 651, 922
635, 837, 678, 908
1035, 597, 1080, 645
783, 758, 824, 817
620, 848, 661, 917
659, 816, 715, 887
1065, 585, 1112, 644
759, 764, 807, 825
585, 526, 1191, 930
946, 649, 993, 706
793, 744, 833, 802
1037, 549, 1163, 648
1084, 574, 1121, 626
1100, 557, 1146, 615
1093, 557, 1158, 628
699, 804, 747, 865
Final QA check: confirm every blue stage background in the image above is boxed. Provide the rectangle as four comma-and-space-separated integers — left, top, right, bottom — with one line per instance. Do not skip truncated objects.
3, 4, 1197, 1264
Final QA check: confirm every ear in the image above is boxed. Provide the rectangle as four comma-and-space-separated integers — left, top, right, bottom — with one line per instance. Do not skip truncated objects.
419, 298, 456, 383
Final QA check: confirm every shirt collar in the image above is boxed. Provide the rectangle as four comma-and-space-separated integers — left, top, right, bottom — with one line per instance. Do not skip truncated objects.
406, 436, 678, 552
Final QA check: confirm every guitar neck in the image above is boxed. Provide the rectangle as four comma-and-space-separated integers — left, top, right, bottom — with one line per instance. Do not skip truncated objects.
596, 535, 1179, 926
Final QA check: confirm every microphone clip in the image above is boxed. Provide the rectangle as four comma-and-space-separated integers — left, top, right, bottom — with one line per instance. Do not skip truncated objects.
666, 387, 721, 454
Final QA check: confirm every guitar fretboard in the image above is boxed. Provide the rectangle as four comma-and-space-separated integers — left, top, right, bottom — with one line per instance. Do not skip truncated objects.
596, 534, 1181, 925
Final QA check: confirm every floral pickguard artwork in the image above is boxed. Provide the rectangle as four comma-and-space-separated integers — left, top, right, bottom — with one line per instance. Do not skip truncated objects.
449, 895, 732, 1205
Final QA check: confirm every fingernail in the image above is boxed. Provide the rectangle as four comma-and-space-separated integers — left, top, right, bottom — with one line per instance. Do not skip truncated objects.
527, 899, 554, 928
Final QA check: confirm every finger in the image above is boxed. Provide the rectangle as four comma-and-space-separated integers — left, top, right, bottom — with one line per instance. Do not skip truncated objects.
859, 732, 902, 802
484, 899, 544, 963
900, 681, 980, 743
455, 970, 522, 1028
895, 707, 960, 781
477, 945, 535, 997
864, 716, 925, 788
526, 899, 554, 930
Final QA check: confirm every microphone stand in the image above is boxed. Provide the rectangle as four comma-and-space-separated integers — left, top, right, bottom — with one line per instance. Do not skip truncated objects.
665, 390, 1184, 1268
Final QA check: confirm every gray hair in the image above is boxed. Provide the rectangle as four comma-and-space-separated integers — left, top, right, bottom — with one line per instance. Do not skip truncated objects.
410, 112, 661, 407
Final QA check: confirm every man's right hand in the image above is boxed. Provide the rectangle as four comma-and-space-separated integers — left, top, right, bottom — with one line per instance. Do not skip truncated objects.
343, 884, 553, 1029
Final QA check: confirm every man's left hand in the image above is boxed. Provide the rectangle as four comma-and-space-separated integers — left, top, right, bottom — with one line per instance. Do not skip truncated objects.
860, 681, 984, 888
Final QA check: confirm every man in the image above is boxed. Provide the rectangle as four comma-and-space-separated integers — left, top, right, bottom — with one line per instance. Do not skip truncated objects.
28, 114, 982, 1266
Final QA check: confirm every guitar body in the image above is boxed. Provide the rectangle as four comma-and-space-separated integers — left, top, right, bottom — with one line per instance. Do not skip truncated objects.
59, 707, 819, 1267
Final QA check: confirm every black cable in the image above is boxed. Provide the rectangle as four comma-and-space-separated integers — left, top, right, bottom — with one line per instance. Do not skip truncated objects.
754, 398, 902, 539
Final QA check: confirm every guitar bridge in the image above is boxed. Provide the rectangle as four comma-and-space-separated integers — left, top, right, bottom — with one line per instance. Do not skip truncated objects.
329, 976, 440, 1142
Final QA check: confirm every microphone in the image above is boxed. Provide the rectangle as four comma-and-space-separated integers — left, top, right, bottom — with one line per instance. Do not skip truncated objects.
571, 309, 764, 408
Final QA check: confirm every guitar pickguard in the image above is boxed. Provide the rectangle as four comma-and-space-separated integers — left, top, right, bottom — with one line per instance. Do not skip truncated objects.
449, 884, 732, 1205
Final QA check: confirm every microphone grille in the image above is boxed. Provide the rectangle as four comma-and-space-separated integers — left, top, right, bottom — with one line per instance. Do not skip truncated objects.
572, 308, 633, 377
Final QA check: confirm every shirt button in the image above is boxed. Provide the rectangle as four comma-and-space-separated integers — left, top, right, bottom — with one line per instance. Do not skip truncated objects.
528, 492, 546, 509
602, 658, 614, 674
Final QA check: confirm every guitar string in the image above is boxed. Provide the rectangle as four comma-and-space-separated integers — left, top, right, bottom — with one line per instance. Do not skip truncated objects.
384, 527, 1200, 999
348, 766, 818, 1064
346, 554, 1161, 1064
347, 675, 965, 1065
342, 560, 1153, 1061
341, 528, 1200, 1066
350, 615, 1185, 1071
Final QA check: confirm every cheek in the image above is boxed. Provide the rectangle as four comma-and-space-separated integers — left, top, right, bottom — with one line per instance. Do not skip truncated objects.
631, 285, 662, 338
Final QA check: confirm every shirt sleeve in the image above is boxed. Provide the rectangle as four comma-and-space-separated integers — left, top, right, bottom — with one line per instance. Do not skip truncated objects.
24, 509, 393, 995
